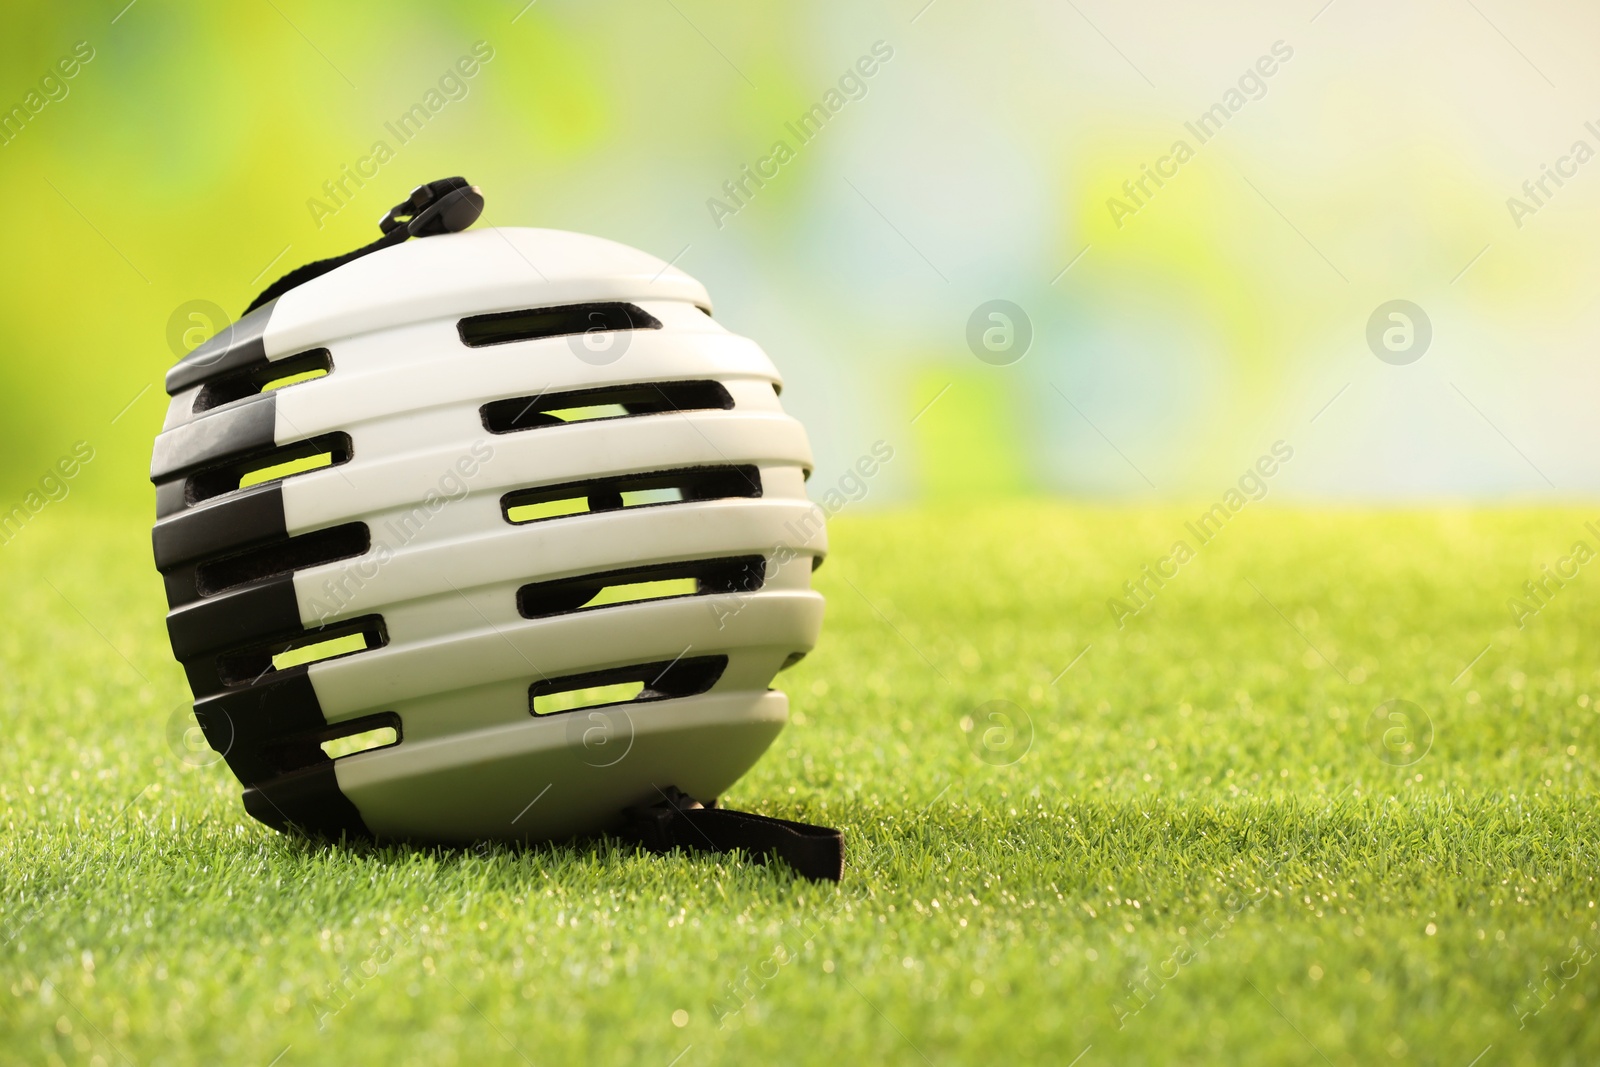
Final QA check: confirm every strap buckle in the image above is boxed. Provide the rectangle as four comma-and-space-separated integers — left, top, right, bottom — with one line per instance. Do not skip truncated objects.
622, 786, 703, 852
378, 177, 485, 238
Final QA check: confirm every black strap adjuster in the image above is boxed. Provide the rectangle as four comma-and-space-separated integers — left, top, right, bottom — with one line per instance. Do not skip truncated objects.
244, 176, 484, 315
379, 177, 485, 238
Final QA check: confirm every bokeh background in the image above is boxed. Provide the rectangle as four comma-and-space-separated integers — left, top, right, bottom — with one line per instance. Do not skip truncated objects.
2, 0, 1598, 514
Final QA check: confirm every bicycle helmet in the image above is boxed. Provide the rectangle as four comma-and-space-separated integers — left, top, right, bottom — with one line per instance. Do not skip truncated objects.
151, 178, 841, 878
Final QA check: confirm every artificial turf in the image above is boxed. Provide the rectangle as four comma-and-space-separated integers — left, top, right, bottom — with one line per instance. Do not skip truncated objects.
2, 502, 1597, 1065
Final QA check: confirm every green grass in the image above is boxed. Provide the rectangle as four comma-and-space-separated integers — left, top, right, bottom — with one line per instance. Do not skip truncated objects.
3, 502, 1599, 1065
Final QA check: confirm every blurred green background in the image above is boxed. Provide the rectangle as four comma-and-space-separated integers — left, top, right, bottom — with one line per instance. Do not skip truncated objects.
3, 0, 1597, 516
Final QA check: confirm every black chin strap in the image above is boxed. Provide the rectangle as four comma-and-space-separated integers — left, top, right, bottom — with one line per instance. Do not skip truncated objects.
244, 176, 484, 315
622, 786, 844, 882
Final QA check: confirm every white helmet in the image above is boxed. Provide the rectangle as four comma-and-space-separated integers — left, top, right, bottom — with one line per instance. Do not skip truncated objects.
152, 179, 841, 878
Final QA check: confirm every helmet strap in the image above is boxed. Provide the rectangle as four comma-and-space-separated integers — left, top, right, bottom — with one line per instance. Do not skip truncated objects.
243, 176, 484, 315
622, 786, 844, 882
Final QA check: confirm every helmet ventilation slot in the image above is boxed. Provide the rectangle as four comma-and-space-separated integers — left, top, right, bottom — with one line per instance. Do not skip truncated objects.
194, 522, 370, 597
481, 380, 732, 434
256, 711, 402, 780
215, 614, 387, 687
502, 464, 760, 525
536, 678, 644, 717
188, 432, 353, 505
529, 655, 728, 717
458, 302, 662, 348
193, 349, 332, 413
518, 555, 765, 619
319, 716, 401, 760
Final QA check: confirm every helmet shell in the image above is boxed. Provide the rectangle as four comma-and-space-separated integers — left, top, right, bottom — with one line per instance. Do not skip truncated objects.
151, 227, 825, 844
